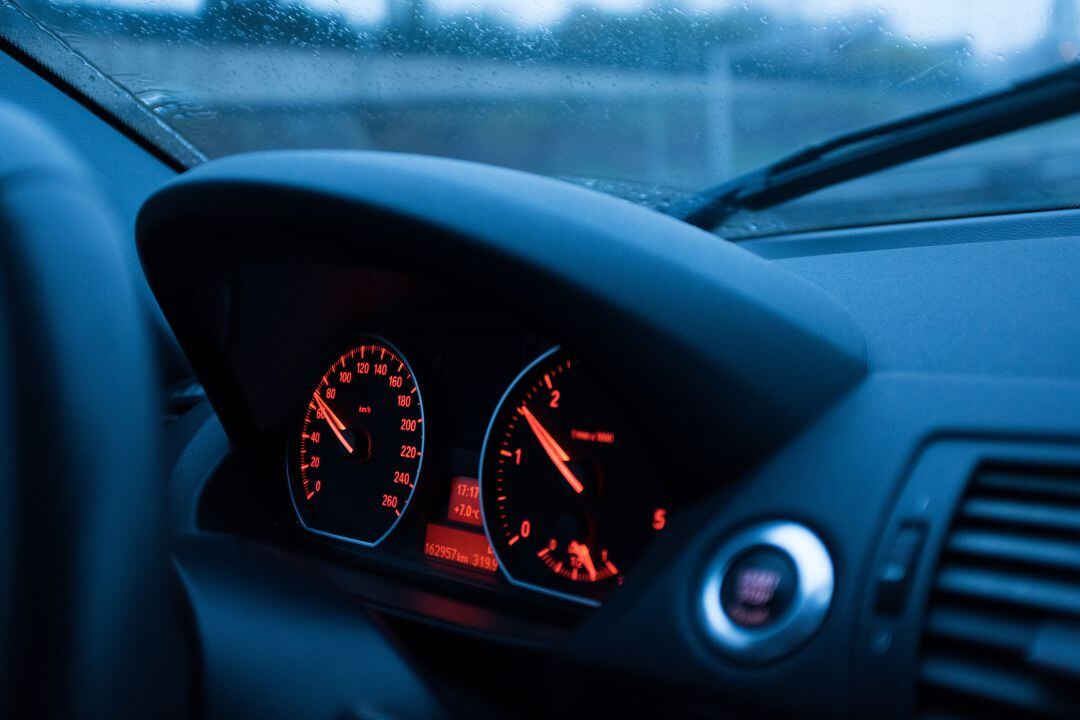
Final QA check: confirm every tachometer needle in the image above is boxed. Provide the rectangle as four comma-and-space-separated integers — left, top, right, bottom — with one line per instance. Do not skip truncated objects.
313, 392, 354, 455
518, 404, 583, 494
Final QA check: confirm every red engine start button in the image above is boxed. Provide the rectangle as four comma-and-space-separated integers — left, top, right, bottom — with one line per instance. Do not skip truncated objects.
719, 547, 798, 629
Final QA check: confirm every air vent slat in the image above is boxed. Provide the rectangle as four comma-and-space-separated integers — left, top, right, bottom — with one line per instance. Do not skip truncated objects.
917, 463, 1080, 717
924, 605, 1032, 653
936, 565, 1080, 617
920, 654, 1077, 718
960, 498, 1080, 536
976, 471, 1080, 502
947, 529, 1080, 573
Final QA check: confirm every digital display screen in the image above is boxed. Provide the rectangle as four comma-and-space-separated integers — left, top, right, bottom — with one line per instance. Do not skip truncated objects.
423, 523, 498, 573
448, 476, 483, 527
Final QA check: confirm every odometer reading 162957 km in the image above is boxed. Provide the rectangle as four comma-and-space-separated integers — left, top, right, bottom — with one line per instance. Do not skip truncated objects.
288, 335, 424, 546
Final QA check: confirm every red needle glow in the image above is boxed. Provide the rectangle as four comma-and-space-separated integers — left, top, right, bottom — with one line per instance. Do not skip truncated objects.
313, 392, 354, 455
568, 540, 598, 581
518, 404, 584, 494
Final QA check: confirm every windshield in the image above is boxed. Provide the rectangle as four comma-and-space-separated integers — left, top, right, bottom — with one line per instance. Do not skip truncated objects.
6, 0, 1080, 236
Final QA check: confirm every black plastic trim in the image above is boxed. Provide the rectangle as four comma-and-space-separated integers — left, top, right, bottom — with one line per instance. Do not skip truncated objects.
0, 0, 202, 170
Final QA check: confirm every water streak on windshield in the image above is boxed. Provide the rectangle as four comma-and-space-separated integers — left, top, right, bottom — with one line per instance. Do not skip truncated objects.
6, 0, 1080, 235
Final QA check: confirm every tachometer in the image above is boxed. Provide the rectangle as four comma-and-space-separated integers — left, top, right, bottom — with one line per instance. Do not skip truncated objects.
479, 347, 667, 605
289, 335, 424, 546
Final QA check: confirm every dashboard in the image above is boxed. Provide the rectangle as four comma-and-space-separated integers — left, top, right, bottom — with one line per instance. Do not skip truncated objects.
260, 274, 669, 610
183, 256, 676, 616
6, 31, 1080, 718
285, 329, 666, 607
137, 151, 1080, 719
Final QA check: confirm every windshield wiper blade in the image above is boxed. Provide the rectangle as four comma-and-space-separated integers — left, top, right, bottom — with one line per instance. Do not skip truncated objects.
681, 62, 1080, 230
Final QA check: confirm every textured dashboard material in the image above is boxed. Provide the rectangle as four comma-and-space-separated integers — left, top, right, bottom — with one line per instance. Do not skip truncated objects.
136, 150, 1080, 717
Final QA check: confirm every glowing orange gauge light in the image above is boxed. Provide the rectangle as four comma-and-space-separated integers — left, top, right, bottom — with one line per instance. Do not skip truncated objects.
448, 476, 484, 527
479, 347, 667, 605
313, 392, 354, 454
289, 335, 425, 546
424, 523, 498, 573
518, 403, 584, 494
569, 428, 615, 444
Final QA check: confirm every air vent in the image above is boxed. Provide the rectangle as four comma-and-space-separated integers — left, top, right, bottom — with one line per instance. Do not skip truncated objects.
918, 464, 1080, 718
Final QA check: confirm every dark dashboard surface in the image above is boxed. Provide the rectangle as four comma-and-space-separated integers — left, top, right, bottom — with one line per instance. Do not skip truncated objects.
751, 212, 1080, 379
138, 152, 1080, 719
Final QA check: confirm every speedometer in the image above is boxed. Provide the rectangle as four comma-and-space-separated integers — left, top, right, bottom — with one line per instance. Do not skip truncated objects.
479, 347, 667, 605
288, 335, 424, 546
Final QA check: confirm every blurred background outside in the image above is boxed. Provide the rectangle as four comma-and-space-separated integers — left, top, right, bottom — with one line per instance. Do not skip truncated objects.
8, 0, 1080, 235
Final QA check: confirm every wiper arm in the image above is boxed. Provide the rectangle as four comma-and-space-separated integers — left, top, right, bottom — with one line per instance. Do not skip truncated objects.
682, 62, 1080, 230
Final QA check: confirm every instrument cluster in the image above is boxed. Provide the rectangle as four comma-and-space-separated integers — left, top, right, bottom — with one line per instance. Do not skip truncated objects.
286, 331, 670, 607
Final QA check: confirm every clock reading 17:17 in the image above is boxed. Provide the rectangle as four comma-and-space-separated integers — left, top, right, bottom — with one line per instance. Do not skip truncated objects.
479, 347, 667, 605
288, 335, 425, 546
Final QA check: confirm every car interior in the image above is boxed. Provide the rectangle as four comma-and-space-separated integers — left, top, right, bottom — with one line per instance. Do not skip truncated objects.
1, 1, 1079, 718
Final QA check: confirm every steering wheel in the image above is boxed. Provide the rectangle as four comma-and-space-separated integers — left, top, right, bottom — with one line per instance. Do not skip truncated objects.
0, 105, 450, 720
0, 104, 178, 718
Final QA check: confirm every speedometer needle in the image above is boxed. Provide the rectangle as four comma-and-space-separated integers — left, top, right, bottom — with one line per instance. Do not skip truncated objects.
518, 404, 584, 494
313, 392, 354, 455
